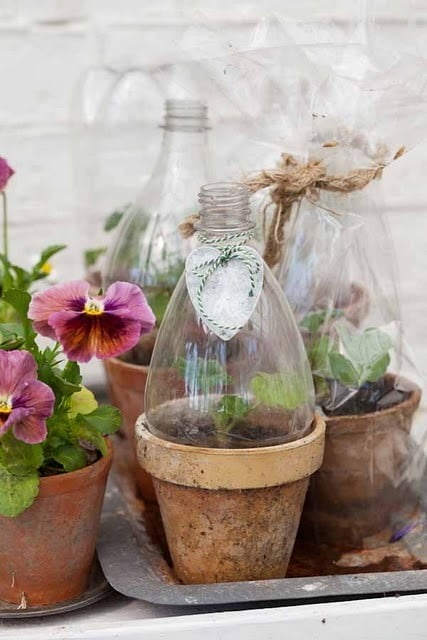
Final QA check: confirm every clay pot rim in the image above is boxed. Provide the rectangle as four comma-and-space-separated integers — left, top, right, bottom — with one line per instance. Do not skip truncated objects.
37, 438, 113, 497
136, 414, 325, 490
105, 356, 149, 373
324, 374, 421, 428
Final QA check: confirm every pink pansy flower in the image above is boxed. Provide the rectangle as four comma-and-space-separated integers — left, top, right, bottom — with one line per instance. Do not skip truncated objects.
28, 280, 156, 363
0, 350, 55, 444
0, 157, 14, 191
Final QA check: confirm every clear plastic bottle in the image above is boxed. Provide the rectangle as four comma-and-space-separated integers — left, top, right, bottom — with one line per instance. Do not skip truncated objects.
145, 182, 315, 448
103, 99, 210, 363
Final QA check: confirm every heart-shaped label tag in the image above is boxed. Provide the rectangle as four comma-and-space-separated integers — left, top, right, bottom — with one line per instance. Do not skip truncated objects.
185, 245, 264, 341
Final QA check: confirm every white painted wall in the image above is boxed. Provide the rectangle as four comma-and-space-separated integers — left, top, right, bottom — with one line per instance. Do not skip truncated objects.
0, 0, 425, 387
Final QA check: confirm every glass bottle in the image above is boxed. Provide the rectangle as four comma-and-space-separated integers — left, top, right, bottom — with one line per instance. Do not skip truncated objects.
103, 99, 210, 364
145, 182, 315, 448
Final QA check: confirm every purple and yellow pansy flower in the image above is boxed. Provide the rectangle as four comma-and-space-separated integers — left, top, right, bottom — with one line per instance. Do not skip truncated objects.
0, 350, 55, 444
28, 280, 156, 363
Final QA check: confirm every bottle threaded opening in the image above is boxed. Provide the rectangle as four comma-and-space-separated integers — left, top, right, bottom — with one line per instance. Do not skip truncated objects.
163, 99, 209, 131
198, 182, 253, 233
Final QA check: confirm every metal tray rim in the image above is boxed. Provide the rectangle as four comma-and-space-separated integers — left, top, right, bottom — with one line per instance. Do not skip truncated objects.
97, 482, 427, 607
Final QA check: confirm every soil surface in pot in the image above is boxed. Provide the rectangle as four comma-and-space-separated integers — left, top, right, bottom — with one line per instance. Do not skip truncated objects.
147, 397, 310, 448
324, 376, 410, 417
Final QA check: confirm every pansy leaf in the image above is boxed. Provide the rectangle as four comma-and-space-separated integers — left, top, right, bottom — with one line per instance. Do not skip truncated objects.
10, 265, 32, 289
38, 363, 81, 398
0, 464, 39, 517
3, 289, 35, 346
52, 443, 87, 472
32, 245, 66, 276
76, 405, 121, 436
62, 361, 82, 387
72, 422, 107, 456
0, 432, 43, 476
0, 321, 25, 350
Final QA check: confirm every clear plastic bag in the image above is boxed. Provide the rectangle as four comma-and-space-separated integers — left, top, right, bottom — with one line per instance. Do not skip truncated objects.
153, 28, 427, 564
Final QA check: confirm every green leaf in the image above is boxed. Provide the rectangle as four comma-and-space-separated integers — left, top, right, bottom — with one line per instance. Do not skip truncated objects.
308, 335, 333, 375
38, 363, 81, 399
212, 395, 250, 434
175, 357, 232, 394
76, 405, 121, 435
0, 433, 43, 476
3, 289, 31, 323
0, 464, 39, 517
69, 387, 98, 418
336, 325, 393, 368
84, 248, 107, 269
104, 209, 125, 232
251, 372, 309, 410
52, 444, 87, 472
0, 322, 25, 350
61, 361, 82, 387
72, 422, 107, 456
364, 352, 391, 383
329, 352, 361, 388
10, 265, 32, 289
3, 289, 35, 346
300, 309, 343, 334
32, 245, 66, 275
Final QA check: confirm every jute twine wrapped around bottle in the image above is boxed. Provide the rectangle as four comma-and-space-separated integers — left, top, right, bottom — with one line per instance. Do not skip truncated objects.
180, 146, 405, 269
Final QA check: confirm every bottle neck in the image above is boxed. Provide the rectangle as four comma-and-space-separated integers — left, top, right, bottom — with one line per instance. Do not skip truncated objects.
197, 183, 254, 242
149, 101, 210, 190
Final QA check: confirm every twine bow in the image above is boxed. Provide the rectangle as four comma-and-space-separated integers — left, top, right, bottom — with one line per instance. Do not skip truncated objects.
180, 146, 405, 269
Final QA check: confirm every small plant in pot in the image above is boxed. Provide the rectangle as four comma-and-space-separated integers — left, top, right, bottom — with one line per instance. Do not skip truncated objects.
0, 158, 155, 607
300, 313, 421, 550
136, 182, 325, 584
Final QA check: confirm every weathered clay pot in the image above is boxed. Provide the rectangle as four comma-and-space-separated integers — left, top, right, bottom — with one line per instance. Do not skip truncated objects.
103, 357, 155, 502
301, 380, 421, 549
136, 415, 325, 584
0, 440, 113, 606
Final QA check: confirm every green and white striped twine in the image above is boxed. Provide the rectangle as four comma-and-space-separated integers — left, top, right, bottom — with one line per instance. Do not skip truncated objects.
190, 229, 261, 335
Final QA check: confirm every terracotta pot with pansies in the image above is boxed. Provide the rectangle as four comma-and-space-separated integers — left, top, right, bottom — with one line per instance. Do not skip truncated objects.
0, 157, 156, 607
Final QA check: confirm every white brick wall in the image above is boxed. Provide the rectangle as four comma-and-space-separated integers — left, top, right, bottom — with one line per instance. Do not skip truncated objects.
0, 0, 425, 388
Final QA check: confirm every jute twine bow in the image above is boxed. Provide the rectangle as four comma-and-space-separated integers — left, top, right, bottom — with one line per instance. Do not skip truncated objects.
179, 146, 405, 269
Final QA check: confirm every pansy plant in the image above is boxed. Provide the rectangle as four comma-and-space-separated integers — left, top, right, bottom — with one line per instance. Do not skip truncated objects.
0, 158, 156, 517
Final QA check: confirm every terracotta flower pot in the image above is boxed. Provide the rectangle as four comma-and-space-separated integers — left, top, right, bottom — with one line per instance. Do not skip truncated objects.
0, 440, 113, 607
136, 415, 325, 584
103, 357, 156, 502
301, 379, 422, 549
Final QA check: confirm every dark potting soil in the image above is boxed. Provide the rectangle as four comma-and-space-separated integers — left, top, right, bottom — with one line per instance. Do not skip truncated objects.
324, 376, 410, 417
147, 399, 306, 449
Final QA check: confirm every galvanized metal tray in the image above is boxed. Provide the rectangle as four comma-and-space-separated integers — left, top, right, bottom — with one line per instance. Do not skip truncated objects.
0, 558, 111, 619
97, 472, 427, 607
